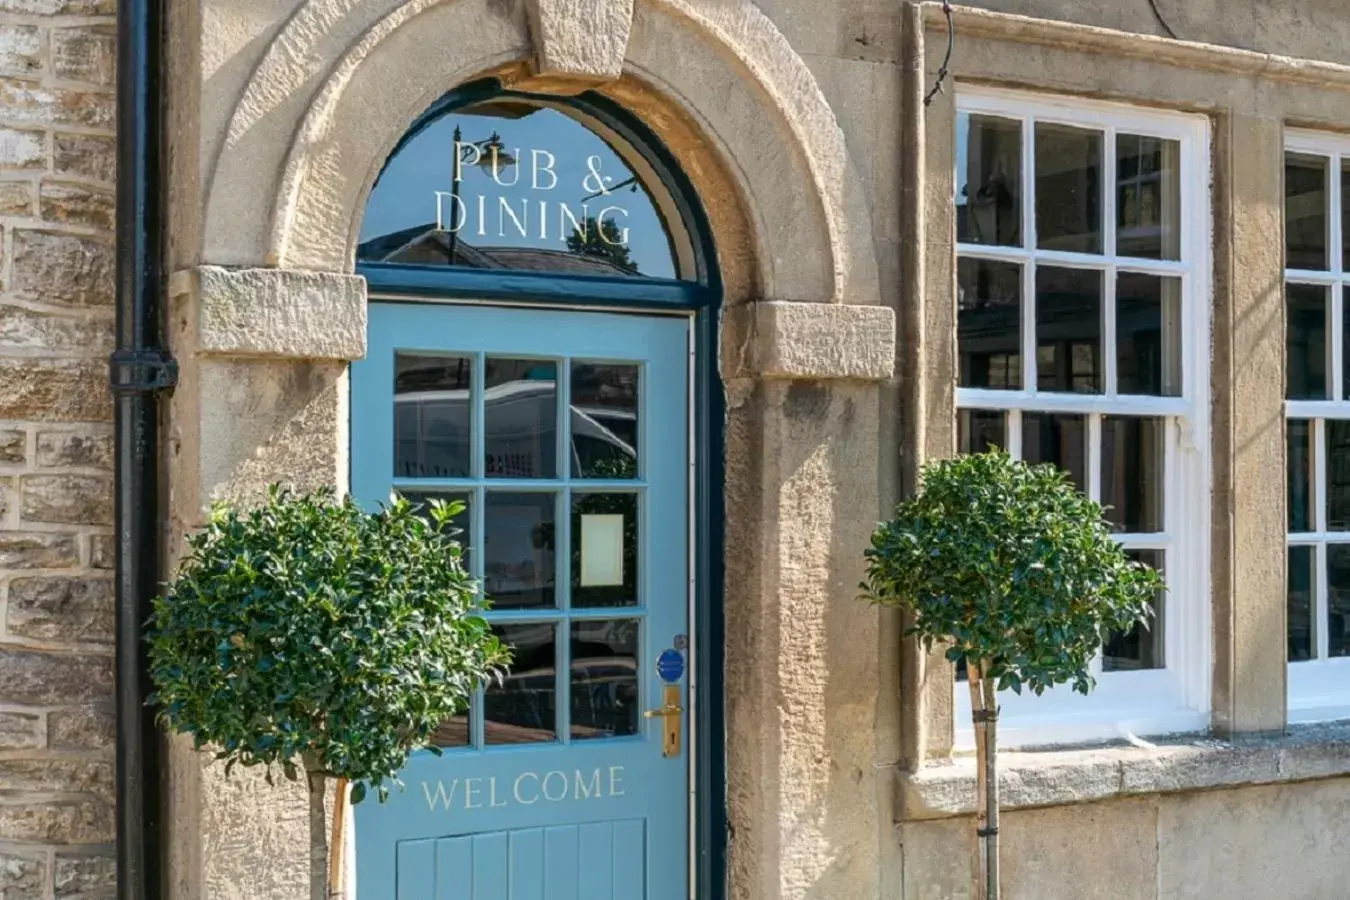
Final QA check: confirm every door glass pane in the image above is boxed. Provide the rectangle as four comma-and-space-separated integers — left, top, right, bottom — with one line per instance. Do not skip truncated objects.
572, 493, 639, 608
1103, 549, 1164, 671
958, 258, 1022, 390
956, 113, 1022, 247
1035, 123, 1102, 254
485, 358, 557, 478
959, 410, 1005, 455
571, 362, 639, 479
1327, 422, 1350, 531
394, 354, 472, 478
1288, 545, 1316, 663
1287, 284, 1329, 400
1116, 134, 1181, 260
1328, 545, 1350, 658
570, 619, 640, 740
397, 490, 473, 567
1116, 273, 1182, 396
485, 623, 557, 744
1288, 420, 1314, 532
1100, 416, 1166, 533
1286, 152, 1329, 271
484, 492, 556, 610
1022, 413, 1088, 493
1036, 267, 1103, 394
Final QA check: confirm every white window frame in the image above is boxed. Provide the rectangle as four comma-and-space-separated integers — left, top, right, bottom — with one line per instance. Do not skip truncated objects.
1284, 129, 1350, 725
953, 89, 1212, 749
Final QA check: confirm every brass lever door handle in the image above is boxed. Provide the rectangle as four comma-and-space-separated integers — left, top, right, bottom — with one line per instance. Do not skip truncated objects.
645, 684, 683, 757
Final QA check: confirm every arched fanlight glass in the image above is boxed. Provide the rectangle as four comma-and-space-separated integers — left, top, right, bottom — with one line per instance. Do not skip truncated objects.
358, 89, 695, 282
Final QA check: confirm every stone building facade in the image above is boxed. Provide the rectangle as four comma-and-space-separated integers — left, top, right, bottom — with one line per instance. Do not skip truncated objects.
4, 1, 1350, 899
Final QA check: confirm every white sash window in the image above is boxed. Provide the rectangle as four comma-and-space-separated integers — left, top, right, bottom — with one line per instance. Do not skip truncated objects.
954, 90, 1212, 748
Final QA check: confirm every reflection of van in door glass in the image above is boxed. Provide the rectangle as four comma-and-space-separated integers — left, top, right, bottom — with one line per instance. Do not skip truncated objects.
394, 380, 636, 480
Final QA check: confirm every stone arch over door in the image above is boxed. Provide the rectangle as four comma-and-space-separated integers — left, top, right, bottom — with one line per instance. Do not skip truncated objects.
174, 1, 897, 898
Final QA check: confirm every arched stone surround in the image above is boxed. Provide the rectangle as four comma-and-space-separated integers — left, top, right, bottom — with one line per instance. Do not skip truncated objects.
169, 2, 898, 898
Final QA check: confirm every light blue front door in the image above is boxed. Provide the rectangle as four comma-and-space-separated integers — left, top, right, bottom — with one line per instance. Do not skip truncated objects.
351, 302, 692, 900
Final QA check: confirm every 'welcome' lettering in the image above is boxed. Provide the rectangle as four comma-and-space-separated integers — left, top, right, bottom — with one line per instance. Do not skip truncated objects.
421, 766, 627, 813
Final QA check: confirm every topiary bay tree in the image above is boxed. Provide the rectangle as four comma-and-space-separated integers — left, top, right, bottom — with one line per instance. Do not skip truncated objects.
861, 451, 1162, 900
149, 486, 509, 899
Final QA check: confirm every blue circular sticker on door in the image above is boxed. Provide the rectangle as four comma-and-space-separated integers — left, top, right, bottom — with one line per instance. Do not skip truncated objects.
656, 648, 685, 684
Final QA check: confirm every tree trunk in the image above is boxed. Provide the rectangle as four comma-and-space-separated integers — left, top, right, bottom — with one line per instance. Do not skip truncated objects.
303, 756, 348, 900
968, 662, 1000, 900
968, 664, 988, 900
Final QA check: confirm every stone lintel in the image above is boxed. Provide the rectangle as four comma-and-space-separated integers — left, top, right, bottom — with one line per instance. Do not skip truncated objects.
723, 300, 896, 382
526, 0, 633, 85
900, 722, 1350, 820
172, 266, 367, 361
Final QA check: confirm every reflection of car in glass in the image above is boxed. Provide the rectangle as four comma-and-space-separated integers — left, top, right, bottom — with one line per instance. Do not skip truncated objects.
484, 646, 639, 743
395, 381, 635, 479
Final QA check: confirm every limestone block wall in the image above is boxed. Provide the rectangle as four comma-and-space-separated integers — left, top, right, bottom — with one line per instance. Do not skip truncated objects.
0, 2, 118, 898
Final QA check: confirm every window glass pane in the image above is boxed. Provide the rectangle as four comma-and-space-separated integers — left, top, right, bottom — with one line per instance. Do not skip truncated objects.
1327, 545, 1350, 658
957, 114, 1022, 247
571, 492, 638, 608
485, 358, 557, 478
571, 362, 639, 479
570, 619, 640, 740
1344, 286, 1350, 402
1036, 267, 1103, 394
958, 258, 1022, 390
1288, 545, 1316, 663
1286, 152, 1329, 271
358, 102, 687, 280
1035, 123, 1102, 254
484, 492, 556, 610
394, 354, 472, 478
959, 410, 1005, 455
1102, 549, 1164, 671
1288, 420, 1314, 532
1327, 422, 1350, 531
1022, 413, 1088, 493
485, 623, 557, 744
1117, 273, 1182, 396
1100, 416, 1165, 533
1287, 284, 1329, 400
1116, 134, 1181, 260
1344, 159, 1350, 272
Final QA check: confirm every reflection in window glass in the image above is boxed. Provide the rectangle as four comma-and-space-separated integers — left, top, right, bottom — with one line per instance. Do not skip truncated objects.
394, 354, 472, 478
959, 410, 1005, 455
484, 492, 556, 610
1286, 284, 1329, 400
958, 258, 1022, 390
1036, 267, 1103, 394
485, 623, 557, 744
359, 102, 684, 280
1023, 413, 1088, 493
1288, 545, 1315, 663
1286, 152, 1329, 271
1329, 545, 1350, 658
1035, 123, 1102, 254
572, 493, 638, 609
1116, 134, 1181, 260
571, 362, 639, 479
956, 114, 1022, 247
1117, 273, 1182, 396
1288, 420, 1314, 533
571, 619, 640, 740
1103, 550, 1165, 671
1100, 417, 1165, 533
1327, 422, 1350, 532
485, 358, 557, 479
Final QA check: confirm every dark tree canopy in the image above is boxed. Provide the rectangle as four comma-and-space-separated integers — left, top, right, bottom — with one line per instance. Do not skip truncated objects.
566, 216, 639, 274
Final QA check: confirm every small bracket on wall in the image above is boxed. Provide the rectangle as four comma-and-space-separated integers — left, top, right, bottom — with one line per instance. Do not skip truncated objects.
109, 348, 179, 396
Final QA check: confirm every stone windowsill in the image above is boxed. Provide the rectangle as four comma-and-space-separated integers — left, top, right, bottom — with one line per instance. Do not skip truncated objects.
900, 722, 1350, 820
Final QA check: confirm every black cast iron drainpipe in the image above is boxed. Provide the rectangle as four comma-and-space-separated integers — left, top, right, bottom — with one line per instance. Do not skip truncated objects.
112, 0, 174, 896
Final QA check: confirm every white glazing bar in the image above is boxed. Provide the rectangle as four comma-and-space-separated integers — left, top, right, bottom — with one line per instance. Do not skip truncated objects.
1008, 409, 1023, 459
1104, 263, 1118, 398
1088, 413, 1103, 504
1316, 417, 1329, 534
1317, 540, 1330, 662
1334, 282, 1345, 404
1104, 126, 1118, 265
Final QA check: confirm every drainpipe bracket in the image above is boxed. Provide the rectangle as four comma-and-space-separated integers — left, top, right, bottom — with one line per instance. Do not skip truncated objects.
110, 347, 179, 396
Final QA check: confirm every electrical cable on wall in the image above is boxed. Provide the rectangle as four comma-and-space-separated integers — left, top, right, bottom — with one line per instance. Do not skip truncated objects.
1147, 0, 1178, 39
924, 1, 955, 107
